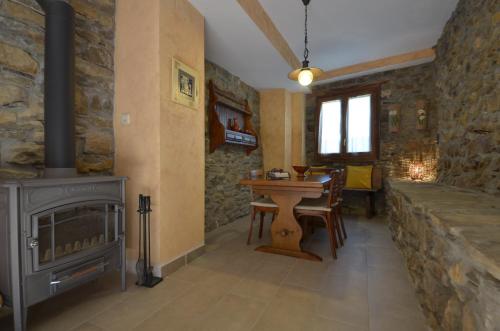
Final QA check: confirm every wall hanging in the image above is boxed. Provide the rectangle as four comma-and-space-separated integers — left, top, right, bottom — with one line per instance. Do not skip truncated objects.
416, 99, 427, 130
388, 104, 401, 133
172, 57, 200, 109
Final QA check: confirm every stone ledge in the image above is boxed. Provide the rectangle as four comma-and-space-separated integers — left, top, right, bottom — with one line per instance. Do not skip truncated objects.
386, 179, 500, 330
387, 179, 500, 280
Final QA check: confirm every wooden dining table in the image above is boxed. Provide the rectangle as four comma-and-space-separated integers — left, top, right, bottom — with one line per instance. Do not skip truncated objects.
240, 174, 331, 261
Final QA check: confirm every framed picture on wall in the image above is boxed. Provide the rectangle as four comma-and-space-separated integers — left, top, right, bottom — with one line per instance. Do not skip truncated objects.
172, 57, 199, 109
388, 104, 401, 133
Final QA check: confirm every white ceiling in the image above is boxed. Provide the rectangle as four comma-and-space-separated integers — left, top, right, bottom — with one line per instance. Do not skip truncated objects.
189, 0, 458, 91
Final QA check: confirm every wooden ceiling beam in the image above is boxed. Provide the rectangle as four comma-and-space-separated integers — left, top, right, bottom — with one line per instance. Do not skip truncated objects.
235, 1, 435, 83
318, 48, 436, 81
237, 0, 301, 70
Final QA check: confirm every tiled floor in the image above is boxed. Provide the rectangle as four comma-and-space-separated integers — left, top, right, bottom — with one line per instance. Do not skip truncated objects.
0, 215, 428, 331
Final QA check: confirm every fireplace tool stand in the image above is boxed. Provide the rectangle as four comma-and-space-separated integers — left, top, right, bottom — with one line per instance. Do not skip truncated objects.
136, 195, 162, 288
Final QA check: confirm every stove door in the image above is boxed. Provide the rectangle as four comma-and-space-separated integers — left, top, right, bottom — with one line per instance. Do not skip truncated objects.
30, 201, 121, 272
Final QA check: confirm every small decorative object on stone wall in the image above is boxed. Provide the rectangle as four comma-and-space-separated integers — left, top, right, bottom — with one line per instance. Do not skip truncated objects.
409, 161, 425, 181
388, 104, 401, 133
172, 57, 200, 109
415, 99, 427, 130
400, 142, 437, 182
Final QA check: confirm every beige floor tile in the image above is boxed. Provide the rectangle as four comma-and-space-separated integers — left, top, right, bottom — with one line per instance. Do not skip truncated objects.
369, 309, 428, 331
328, 247, 368, 274
0, 215, 428, 331
89, 278, 193, 331
197, 269, 245, 293
231, 261, 292, 301
133, 284, 229, 331
72, 322, 105, 331
321, 269, 368, 300
315, 295, 370, 329
251, 285, 319, 331
275, 285, 319, 313
367, 267, 418, 309
193, 293, 266, 331
366, 246, 405, 271
168, 263, 218, 283
231, 277, 282, 302
316, 272, 369, 329
310, 316, 368, 331
284, 260, 330, 290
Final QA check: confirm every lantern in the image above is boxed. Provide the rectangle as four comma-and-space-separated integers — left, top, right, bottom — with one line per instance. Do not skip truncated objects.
409, 162, 425, 181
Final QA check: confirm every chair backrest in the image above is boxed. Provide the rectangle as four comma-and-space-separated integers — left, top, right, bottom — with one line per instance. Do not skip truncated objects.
326, 170, 342, 208
248, 169, 263, 201
337, 168, 346, 199
309, 166, 334, 175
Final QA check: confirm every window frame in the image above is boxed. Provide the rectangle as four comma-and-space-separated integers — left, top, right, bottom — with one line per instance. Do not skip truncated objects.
314, 83, 380, 163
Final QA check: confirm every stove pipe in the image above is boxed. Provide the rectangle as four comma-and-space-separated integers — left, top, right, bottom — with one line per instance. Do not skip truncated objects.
37, 0, 76, 177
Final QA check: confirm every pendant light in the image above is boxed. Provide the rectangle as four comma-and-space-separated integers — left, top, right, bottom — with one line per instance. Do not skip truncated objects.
288, 0, 323, 86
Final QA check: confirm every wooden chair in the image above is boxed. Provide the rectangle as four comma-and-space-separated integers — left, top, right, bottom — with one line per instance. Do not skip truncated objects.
247, 170, 278, 244
294, 171, 342, 259
336, 168, 347, 241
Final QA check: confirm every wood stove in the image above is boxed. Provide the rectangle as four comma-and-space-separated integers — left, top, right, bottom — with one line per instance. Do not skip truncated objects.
0, 177, 126, 330
0, 2, 127, 330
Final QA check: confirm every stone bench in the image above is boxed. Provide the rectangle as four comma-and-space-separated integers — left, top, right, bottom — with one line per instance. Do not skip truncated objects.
386, 179, 500, 331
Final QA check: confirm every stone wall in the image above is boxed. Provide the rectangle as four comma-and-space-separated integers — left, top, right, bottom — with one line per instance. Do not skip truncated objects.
306, 63, 438, 179
0, 0, 115, 178
306, 63, 438, 213
434, 0, 499, 195
205, 61, 263, 232
386, 180, 500, 330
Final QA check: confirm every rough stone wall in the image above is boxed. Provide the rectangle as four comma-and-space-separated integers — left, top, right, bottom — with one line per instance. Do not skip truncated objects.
306, 64, 438, 213
435, 0, 499, 194
386, 181, 500, 330
0, 0, 115, 178
205, 61, 263, 232
306, 63, 438, 179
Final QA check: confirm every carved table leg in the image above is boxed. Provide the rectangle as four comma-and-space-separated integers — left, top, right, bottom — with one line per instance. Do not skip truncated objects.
255, 192, 322, 261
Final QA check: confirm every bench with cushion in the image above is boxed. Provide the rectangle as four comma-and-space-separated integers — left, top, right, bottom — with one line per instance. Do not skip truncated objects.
309, 165, 382, 218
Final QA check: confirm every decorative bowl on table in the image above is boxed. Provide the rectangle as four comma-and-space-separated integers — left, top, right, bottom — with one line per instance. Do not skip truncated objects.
292, 165, 310, 177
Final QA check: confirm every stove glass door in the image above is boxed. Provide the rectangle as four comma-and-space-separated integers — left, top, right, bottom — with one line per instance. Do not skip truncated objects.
32, 202, 119, 271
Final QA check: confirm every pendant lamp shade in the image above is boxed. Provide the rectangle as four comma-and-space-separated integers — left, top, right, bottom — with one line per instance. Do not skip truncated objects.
288, 0, 323, 86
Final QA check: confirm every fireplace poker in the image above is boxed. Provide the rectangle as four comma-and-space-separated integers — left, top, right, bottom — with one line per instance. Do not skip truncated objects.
135, 194, 146, 285
146, 196, 153, 281
136, 194, 162, 288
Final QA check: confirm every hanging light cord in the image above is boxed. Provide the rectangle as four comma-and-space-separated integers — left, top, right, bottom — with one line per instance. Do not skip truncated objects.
303, 3, 309, 62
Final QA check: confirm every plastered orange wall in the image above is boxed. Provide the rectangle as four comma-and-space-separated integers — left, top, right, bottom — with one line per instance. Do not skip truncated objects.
158, 0, 205, 264
260, 89, 305, 172
291, 92, 306, 167
115, 0, 161, 264
260, 89, 291, 172
115, 0, 205, 269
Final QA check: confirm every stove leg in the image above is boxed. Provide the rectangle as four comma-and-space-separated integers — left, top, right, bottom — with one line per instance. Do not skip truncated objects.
121, 265, 126, 292
12, 304, 26, 331
9, 188, 25, 331
23, 307, 28, 331
120, 236, 127, 292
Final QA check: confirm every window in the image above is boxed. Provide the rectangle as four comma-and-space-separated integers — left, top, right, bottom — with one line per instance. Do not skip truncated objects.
315, 84, 380, 162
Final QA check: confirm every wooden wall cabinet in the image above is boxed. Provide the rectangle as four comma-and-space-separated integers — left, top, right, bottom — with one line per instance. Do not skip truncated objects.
208, 80, 258, 155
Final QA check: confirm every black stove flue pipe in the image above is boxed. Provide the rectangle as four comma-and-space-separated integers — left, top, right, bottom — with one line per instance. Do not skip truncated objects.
37, 0, 76, 177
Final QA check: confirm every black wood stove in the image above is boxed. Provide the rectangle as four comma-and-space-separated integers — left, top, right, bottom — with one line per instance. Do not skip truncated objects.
0, 1, 126, 330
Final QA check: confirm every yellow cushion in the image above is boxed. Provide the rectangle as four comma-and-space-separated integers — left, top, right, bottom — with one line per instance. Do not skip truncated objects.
345, 165, 372, 189
309, 165, 327, 175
